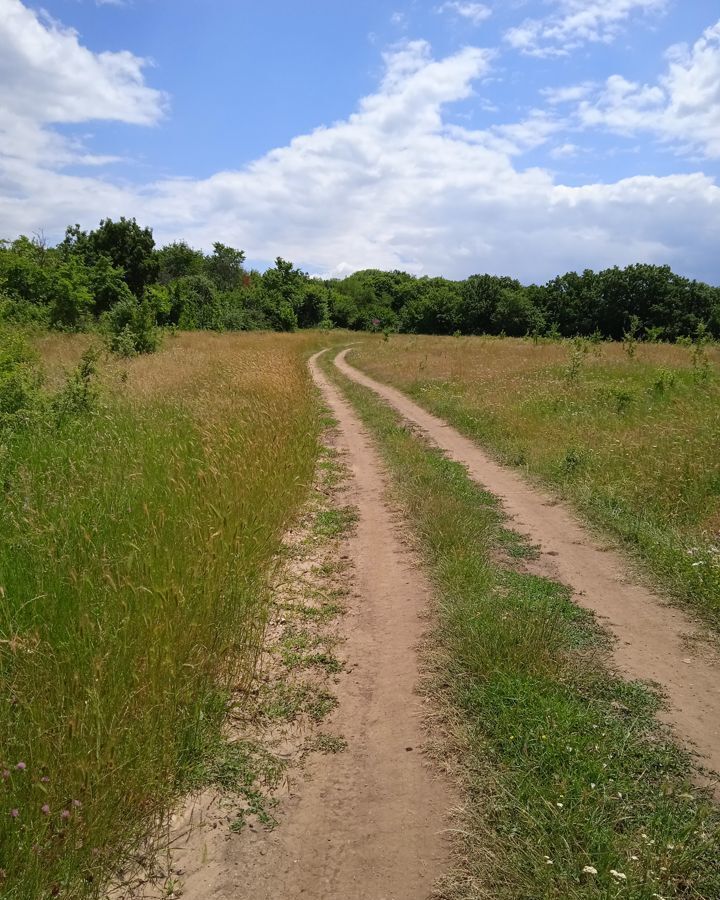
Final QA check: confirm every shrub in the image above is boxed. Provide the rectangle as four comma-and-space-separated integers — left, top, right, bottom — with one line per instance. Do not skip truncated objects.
103, 297, 160, 357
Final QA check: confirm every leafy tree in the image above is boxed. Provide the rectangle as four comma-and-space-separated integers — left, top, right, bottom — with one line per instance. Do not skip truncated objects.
89, 255, 134, 315
156, 241, 205, 284
67, 218, 158, 297
205, 243, 246, 292
458, 274, 522, 334
491, 288, 543, 336
47, 258, 93, 331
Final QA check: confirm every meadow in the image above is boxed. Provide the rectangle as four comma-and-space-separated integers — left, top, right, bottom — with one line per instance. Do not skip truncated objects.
350, 336, 720, 630
0, 331, 324, 898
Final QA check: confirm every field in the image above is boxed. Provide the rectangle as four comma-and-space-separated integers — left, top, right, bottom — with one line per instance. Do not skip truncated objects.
350, 336, 720, 630
0, 332, 325, 898
1, 329, 719, 899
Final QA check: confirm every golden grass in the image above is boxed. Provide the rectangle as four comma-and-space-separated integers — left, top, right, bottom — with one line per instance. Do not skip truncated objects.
0, 331, 330, 898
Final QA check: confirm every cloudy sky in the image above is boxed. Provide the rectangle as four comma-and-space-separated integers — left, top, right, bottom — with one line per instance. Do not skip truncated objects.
1, 0, 719, 282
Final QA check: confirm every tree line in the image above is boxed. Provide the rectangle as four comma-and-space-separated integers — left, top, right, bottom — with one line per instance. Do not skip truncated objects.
2, 217, 719, 351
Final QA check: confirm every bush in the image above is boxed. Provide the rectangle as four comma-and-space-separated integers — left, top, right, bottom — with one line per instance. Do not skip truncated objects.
103, 297, 160, 357
0, 328, 43, 433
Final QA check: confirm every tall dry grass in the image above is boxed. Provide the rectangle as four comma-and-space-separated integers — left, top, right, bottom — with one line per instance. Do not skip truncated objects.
351, 335, 720, 628
0, 332, 323, 898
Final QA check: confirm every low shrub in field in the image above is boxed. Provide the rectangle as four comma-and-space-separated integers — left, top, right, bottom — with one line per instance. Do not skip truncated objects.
103, 296, 160, 356
0, 328, 42, 431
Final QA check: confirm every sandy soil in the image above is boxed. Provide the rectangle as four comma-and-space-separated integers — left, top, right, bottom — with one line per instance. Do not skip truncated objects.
166, 350, 451, 899
336, 348, 720, 786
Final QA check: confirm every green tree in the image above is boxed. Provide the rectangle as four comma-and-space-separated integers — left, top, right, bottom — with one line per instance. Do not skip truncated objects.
89, 255, 134, 315
67, 218, 158, 297
205, 243, 246, 292
156, 241, 205, 284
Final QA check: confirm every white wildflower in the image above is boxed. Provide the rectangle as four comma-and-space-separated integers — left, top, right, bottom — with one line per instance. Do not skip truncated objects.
610, 870, 627, 881
582, 865, 598, 875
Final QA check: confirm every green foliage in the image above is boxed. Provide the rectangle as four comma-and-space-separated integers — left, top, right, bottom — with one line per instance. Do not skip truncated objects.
3, 219, 720, 340
89, 254, 133, 315
63, 217, 158, 297
205, 242, 246, 292
103, 296, 160, 356
156, 240, 205, 284
51, 348, 100, 425
0, 328, 42, 432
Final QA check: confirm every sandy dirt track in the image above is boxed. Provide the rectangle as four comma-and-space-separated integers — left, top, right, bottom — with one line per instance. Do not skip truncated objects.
178, 350, 450, 899
336, 348, 720, 785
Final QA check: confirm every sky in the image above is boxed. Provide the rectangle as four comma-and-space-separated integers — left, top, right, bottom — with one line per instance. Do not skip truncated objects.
1, 0, 719, 283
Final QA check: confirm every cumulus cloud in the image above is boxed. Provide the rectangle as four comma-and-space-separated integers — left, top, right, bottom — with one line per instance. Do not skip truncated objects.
437, 2, 493, 26
0, 0, 165, 125
0, 10, 719, 284
576, 20, 720, 158
506, 0, 667, 56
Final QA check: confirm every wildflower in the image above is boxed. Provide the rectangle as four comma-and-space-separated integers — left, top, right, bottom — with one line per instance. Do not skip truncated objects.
544, 856, 553, 865
41, 804, 50, 815
582, 866, 598, 875
15, 762, 26, 771
40, 776, 50, 784
72, 799, 82, 809
556, 802, 564, 808
1, 770, 9, 780
60, 810, 70, 821
610, 870, 627, 881
10, 809, 19, 818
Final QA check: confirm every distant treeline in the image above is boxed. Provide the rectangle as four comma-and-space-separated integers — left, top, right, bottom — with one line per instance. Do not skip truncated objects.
2, 218, 719, 347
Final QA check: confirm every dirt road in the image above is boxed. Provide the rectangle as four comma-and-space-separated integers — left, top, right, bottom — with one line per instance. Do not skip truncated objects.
176, 350, 450, 899
335, 348, 720, 783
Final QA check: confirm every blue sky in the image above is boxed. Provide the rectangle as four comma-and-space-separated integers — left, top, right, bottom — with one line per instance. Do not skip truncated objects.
1, 0, 719, 282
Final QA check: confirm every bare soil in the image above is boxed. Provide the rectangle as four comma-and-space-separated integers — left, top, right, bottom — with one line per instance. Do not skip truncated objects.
336, 348, 720, 786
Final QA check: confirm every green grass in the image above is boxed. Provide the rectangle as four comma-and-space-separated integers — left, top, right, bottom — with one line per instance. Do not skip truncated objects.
323, 350, 720, 900
351, 336, 720, 631
0, 332, 322, 898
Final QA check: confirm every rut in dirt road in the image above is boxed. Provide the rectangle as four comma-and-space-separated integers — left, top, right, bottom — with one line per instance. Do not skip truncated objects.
335, 348, 720, 786
193, 349, 450, 900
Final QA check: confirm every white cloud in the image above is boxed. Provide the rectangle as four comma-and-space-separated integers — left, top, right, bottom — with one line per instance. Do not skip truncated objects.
577, 20, 720, 158
0, 16, 719, 284
550, 142, 580, 158
0, 0, 165, 125
542, 82, 596, 104
506, 0, 668, 56
438, 2, 493, 26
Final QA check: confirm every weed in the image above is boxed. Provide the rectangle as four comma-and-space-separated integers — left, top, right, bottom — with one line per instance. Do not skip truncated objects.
312, 505, 359, 540
564, 337, 590, 381
310, 734, 348, 754
622, 315, 641, 359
